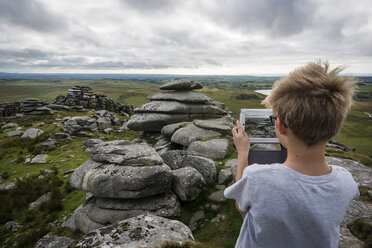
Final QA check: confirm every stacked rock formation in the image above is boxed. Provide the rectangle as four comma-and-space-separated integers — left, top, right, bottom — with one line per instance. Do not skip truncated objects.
62, 110, 121, 136
0, 102, 21, 117
127, 79, 230, 132
68, 139, 180, 234
0, 98, 54, 117
54, 86, 134, 115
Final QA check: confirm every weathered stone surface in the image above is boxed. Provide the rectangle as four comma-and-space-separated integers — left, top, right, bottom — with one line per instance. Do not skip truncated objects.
161, 122, 190, 137
62, 116, 97, 134
218, 168, 233, 184
21, 128, 44, 139
0, 182, 17, 191
75, 214, 194, 248
209, 190, 226, 202
27, 106, 54, 115
74, 205, 104, 234
161, 150, 189, 170
171, 167, 205, 202
187, 138, 229, 159
193, 116, 234, 132
134, 101, 226, 115
160, 79, 203, 90
181, 155, 217, 184
28, 192, 52, 210
70, 159, 172, 198
342, 200, 372, 226
51, 133, 70, 139
61, 205, 83, 230
30, 154, 48, 164
89, 143, 163, 166
46, 104, 70, 111
40, 169, 54, 175
339, 225, 365, 248
227, 159, 238, 181
171, 124, 221, 146
5, 221, 21, 232
86, 194, 180, 224
53, 86, 133, 115
1, 122, 18, 129
5, 130, 23, 137
127, 113, 190, 132
225, 158, 238, 168
34, 234, 75, 248
188, 210, 205, 231
148, 91, 212, 103
38, 138, 57, 148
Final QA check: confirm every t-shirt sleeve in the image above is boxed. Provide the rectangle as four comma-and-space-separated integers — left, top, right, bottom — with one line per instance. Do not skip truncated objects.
224, 167, 252, 212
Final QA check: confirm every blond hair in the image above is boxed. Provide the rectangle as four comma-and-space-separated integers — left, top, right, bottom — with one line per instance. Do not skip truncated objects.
262, 61, 356, 146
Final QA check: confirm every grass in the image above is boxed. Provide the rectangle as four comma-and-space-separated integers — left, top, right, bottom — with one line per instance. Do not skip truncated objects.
0, 78, 371, 247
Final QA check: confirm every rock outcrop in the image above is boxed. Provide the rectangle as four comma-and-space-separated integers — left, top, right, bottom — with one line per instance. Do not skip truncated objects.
0, 98, 54, 117
69, 140, 179, 233
127, 79, 230, 131
75, 214, 194, 248
0, 86, 133, 117
62, 110, 120, 136
54, 86, 133, 115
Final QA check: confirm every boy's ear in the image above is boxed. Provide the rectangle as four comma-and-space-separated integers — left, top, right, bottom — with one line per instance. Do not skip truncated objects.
276, 117, 288, 134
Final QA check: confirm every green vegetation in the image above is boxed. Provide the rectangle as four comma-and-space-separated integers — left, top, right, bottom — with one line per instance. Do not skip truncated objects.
0, 77, 371, 247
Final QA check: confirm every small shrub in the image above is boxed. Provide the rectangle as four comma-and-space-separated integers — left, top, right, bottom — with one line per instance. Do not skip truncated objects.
0, 171, 9, 179
16, 155, 25, 163
64, 181, 75, 193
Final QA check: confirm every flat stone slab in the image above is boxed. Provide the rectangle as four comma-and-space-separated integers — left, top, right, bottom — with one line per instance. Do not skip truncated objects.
194, 116, 234, 132
85, 194, 180, 224
30, 154, 48, 164
21, 128, 44, 139
161, 122, 190, 137
148, 91, 212, 103
127, 113, 190, 132
134, 101, 226, 115
5, 130, 23, 137
188, 138, 229, 159
160, 79, 203, 90
70, 159, 172, 198
88, 143, 163, 166
74, 205, 104, 234
75, 214, 194, 248
171, 124, 221, 146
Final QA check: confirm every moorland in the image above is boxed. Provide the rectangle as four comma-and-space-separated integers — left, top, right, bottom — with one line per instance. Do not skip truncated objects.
0, 74, 371, 247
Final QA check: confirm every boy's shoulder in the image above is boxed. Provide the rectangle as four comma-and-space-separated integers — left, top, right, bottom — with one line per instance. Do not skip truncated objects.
243, 163, 285, 177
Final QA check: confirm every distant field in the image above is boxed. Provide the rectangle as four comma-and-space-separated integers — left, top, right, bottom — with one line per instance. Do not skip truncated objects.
0, 79, 160, 105
0, 78, 371, 156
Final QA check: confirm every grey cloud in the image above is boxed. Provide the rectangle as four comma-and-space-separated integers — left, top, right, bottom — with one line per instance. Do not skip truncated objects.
202, 0, 316, 37
120, 0, 180, 12
0, 0, 66, 32
0, 49, 51, 59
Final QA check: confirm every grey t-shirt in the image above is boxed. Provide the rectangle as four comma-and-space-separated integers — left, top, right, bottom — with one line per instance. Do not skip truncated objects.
224, 163, 359, 248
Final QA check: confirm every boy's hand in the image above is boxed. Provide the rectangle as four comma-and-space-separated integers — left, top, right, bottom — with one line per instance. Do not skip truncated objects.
232, 120, 250, 157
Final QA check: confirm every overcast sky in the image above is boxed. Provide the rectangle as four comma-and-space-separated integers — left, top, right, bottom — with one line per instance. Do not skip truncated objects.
0, 0, 371, 75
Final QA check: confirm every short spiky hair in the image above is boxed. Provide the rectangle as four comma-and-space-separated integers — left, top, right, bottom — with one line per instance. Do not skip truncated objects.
262, 61, 356, 146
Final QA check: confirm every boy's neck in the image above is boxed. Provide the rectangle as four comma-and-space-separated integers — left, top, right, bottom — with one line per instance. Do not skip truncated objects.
283, 140, 331, 176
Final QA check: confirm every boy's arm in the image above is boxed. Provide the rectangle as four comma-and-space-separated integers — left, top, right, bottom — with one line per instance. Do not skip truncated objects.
232, 120, 250, 213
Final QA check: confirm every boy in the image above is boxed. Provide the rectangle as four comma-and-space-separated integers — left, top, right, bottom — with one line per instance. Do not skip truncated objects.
224, 61, 359, 248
